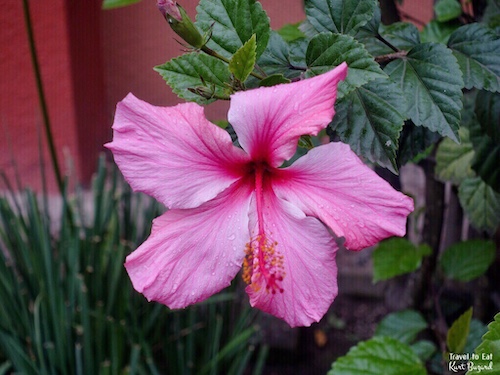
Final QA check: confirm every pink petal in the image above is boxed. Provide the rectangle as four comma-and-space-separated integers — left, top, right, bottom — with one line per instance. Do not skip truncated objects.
228, 63, 347, 167
245, 190, 338, 327
105, 93, 250, 209
273, 142, 414, 251
157, 0, 182, 21
125, 180, 253, 309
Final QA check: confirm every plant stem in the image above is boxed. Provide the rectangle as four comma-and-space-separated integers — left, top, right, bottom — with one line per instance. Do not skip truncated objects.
375, 50, 408, 64
201, 45, 265, 80
375, 34, 400, 52
413, 157, 445, 310
22, 0, 64, 195
433, 286, 451, 374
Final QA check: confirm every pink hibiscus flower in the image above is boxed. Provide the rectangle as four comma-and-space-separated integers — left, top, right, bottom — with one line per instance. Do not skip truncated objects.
105, 63, 414, 327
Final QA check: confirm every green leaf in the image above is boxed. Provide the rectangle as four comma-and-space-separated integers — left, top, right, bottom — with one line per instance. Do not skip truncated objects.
471, 91, 500, 192
475, 90, 500, 143
467, 313, 500, 374
212, 120, 229, 129
305, 0, 377, 35
277, 23, 305, 42
196, 0, 270, 59
289, 38, 308, 68
329, 78, 406, 172
328, 336, 426, 375
411, 340, 437, 362
385, 43, 464, 142
306, 33, 387, 98
435, 126, 475, 185
447, 23, 500, 92
0, 362, 12, 375
471, 134, 500, 191
102, 0, 141, 9
375, 310, 428, 344
354, 6, 391, 56
379, 22, 420, 50
440, 240, 496, 282
483, 0, 500, 29
298, 135, 314, 150
357, 3, 380, 36
229, 34, 257, 82
462, 89, 479, 126
258, 74, 291, 87
421, 20, 460, 44
256, 32, 304, 80
154, 53, 231, 104
447, 308, 473, 354
398, 122, 440, 165
435, 0, 463, 22
372, 238, 432, 282
458, 177, 500, 233
357, 21, 419, 66
465, 319, 489, 354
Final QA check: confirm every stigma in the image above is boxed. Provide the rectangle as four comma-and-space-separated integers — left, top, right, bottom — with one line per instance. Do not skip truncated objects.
242, 234, 285, 294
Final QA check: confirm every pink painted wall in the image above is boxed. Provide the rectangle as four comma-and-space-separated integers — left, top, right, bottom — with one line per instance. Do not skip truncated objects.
398, 0, 434, 27
66, 0, 109, 183
1, 0, 434, 192
1, 0, 80, 191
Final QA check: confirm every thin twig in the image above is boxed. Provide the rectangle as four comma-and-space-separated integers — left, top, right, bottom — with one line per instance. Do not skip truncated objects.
375, 50, 408, 64
375, 34, 400, 52
22, 0, 64, 195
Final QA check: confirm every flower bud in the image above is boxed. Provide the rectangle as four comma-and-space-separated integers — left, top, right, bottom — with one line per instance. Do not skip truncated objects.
157, 1, 204, 49
157, 0, 181, 21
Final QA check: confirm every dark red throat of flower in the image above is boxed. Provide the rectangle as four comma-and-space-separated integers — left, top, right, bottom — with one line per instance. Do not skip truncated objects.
242, 164, 285, 294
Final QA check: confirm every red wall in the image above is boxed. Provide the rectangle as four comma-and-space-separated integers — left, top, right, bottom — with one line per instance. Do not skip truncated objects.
67, 0, 109, 184
1, 0, 433, 192
1, 0, 79, 191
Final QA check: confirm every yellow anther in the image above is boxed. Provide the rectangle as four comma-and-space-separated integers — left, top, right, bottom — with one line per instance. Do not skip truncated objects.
241, 234, 285, 294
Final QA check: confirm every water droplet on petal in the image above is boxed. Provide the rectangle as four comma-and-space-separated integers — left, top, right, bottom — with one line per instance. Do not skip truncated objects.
228, 233, 236, 241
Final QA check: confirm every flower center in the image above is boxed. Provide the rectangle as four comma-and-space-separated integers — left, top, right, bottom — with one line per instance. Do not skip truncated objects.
243, 234, 285, 294
242, 164, 285, 294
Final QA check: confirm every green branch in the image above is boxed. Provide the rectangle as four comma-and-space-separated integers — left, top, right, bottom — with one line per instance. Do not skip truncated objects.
22, 0, 64, 195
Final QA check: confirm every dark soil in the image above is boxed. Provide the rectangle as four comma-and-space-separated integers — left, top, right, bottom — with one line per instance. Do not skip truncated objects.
260, 293, 390, 375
